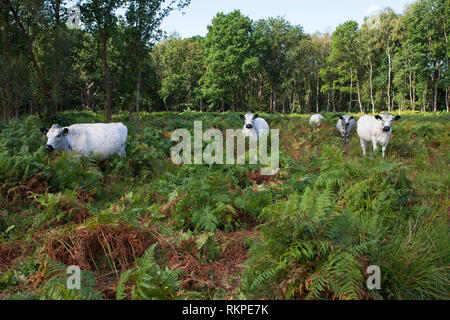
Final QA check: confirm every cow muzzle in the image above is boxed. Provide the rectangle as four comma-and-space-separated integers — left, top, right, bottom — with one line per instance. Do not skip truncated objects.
246, 124, 253, 129
45, 145, 55, 152
383, 126, 390, 132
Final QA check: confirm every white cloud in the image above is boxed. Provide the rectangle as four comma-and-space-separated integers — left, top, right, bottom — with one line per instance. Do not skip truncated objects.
365, 4, 382, 16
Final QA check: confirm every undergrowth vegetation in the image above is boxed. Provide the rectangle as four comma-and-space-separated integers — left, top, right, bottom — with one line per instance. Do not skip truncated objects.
0, 111, 448, 300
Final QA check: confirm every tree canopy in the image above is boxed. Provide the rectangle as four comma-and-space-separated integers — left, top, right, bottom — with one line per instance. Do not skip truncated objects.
0, 0, 448, 123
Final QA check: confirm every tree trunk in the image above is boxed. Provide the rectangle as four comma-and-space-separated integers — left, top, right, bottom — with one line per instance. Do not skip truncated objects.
258, 73, 263, 100
231, 87, 235, 112
101, 36, 112, 121
51, 0, 61, 115
392, 88, 395, 112
409, 69, 413, 111
136, 59, 141, 121
433, 65, 440, 113
348, 68, 353, 113
355, 68, 363, 113
8, 1, 46, 117
14, 83, 19, 118
2, 7, 13, 122
412, 74, 416, 111
387, 44, 392, 112
369, 57, 375, 113
327, 92, 330, 112
423, 82, 428, 112
446, 87, 449, 113
331, 89, 336, 112
306, 83, 311, 113
272, 84, 277, 113
30, 85, 37, 115
129, 102, 133, 121
0, 89, 7, 124
269, 93, 273, 113
316, 74, 320, 113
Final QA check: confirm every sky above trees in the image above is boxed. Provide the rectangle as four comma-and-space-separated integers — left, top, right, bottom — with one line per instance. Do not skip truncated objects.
65, 0, 413, 37
157, 0, 413, 37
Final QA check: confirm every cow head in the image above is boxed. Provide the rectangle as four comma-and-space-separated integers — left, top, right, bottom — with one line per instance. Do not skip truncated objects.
339, 115, 354, 128
240, 112, 259, 129
40, 124, 69, 152
375, 113, 401, 132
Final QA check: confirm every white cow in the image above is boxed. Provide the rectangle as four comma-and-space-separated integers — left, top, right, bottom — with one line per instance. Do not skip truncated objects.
40, 123, 128, 161
309, 114, 324, 126
357, 113, 401, 158
240, 112, 269, 140
336, 115, 356, 144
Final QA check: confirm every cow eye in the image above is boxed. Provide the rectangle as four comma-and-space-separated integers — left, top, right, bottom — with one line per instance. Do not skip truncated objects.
57, 134, 61, 138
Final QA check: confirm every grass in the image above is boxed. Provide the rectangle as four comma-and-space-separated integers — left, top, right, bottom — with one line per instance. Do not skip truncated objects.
0, 110, 448, 300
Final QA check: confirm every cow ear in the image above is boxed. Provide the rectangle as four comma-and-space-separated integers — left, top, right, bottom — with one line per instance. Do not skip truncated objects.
394, 115, 401, 121
253, 114, 259, 119
62, 128, 69, 136
339, 116, 344, 120
40, 127, 49, 135
375, 115, 382, 120
349, 116, 354, 120
240, 114, 245, 120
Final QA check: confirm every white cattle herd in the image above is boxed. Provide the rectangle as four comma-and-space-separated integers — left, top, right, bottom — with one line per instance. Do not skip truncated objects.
309, 112, 401, 158
39, 112, 401, 160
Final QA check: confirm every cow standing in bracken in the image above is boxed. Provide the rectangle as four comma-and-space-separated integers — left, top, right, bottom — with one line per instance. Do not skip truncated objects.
40, 123, 128, 161
336, 115, 355, 145
309, 114, 324, 126
356, 113, 401, 158
241, 112, 269, 140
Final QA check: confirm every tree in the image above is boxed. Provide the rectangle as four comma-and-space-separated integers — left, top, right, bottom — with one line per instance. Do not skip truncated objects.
331, 21, 364, 113
0, 2, 14, 123
376, 9, 402, 112
403, 0, 449, 113
158, 36, 205, 110
254, 17, 306, 113
360, 15, 385, 113
125, 0, 191, 120
80, 0, 124, 121
5, 0, 51, 118
202, 10, 255, 112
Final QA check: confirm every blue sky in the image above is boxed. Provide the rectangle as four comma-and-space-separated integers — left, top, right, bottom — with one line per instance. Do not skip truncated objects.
67, 1, 413, 37
159, 0, 413, 37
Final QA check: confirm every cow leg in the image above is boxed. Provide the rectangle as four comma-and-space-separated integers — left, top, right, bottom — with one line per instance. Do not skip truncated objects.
382, 136, 390, 159
118, 145, 126, 157
382, 144, 387, 159
360, 138, 367, 155
371, 137, 378, 154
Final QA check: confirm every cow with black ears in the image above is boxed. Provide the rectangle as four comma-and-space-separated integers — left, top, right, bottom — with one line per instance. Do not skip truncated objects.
240, 112, 269, 140
356, 113, 401, 158
40, 123, 128, 161
336, 115, 356, 145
